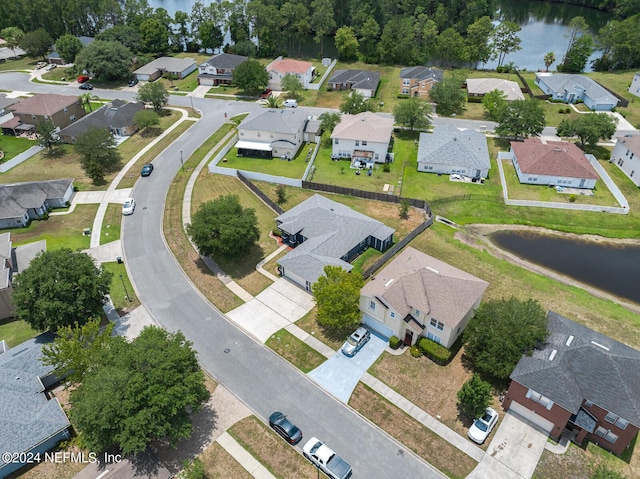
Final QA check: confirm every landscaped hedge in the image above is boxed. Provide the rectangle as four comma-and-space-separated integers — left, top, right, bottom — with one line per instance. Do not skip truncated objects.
410, 345, 421, 357
389, 336, 401, 349
417, 337, 452, 365
397, 94, 410, 99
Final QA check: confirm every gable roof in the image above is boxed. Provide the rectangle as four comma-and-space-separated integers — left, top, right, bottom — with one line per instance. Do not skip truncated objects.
361, 246, 488, 327
267, 58, 312, 75
201, 52, 247, 69
330, 112, 394, 143
58, 100, 143, 138
0, 95, 16, 112
511, 138, 598, 180
0, 179, 74, 220
466, 78, 525, 101
8, 94, 79, 116
400, 66, 443, 83
418, 125, 490, 171
276, 195, 395, 284
536, 73, 618, 105
134, 57, 196, 75
616, 134, 640, 157
238, 108, 308, 135
0, 332, 70, 465
511, 311, 640, 427
328, 69, 381, 91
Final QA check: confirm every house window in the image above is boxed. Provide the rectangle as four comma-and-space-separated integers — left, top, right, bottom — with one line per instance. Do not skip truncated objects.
436, 321, 444, 331
616, 418, 629, 430
70, 115, 76, 121
605, 412, 619, 424
32, 114, 37, 120
369, 301, 376, 311
421, 82, 425, 87
355, 140, 359, 146
362, 141, 367, 146
605, 431, 618, 443
585, 400, 593, 407
335, 138, 339, 144
402, 88, 409, 94
430, 318, 437, 327
240, 132, 244, 136
64, 107, 68, 113
427, 332, 441, 344
403, 79, 410, 86
415, 310, 420, 317
631, 170, 635, 177
374, 153, 379, 160
390, 312, 396, 319
595, 427, 607, 438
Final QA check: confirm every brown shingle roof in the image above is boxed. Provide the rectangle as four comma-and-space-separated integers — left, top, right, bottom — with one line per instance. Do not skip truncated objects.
330, 112, 394, 143
511, 138, 598, 180
8, 94, 79, 117
616, 134, 640, 156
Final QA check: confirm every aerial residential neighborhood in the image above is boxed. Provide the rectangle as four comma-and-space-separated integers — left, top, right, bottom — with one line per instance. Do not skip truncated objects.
0, 1, 640, 479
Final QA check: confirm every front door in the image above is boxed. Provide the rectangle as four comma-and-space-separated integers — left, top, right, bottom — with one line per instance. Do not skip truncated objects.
404, 330, 413, 346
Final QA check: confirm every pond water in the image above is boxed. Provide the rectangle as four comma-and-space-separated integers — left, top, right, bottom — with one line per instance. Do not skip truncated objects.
490, 230, 640, 305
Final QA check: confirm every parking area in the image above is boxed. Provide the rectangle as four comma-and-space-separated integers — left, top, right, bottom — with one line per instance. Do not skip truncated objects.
307, 333, 387, 403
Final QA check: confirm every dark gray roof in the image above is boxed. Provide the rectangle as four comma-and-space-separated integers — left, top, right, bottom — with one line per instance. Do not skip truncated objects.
400, 66, 444, 83
536, 73, 618, 104
239, 109, 308, 135
0, 94, 16, 112
0, 332, 70, 465
0, 179, 73, 220
13, 240, 46, 273
418, 125, 490, 170
511, 311, 640, 427
328, 69, 381, 91
276, 195, 395, 284
202, 52, 247, 69
58, 100, 143, 138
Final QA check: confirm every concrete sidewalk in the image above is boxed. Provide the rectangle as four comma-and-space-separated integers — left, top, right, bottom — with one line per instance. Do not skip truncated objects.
217, 433, 276, 479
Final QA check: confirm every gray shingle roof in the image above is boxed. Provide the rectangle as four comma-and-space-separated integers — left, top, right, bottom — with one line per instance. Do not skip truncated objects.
511, 311, 640, 427
400, 66, 444, 82
239, 109, 308, 135
59, 100, 143, 138
202, 53, 248, 69
466, 78, 525, 101
276, 195, 395, 284
328, 69, 381, 91
134, 56, 196, 75
0, 179, 73, 220
537, 73, 619, 104
0, 332, 70, 466
418, 125, 490, 170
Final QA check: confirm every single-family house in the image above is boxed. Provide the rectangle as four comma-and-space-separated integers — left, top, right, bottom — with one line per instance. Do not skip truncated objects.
133, 57, 197, 82
327, 70, 380, 98
417, 125, 490, 178
508, 138, 598, 189
48, 36, 94, 65
399, 66, 443, 98
266, 58, 315, 90
535, 73, 618, 111
0, 332, 71, 477
276, 195, 395, 291
7, 94, 85, 131
197, 53, 248, 86
0, 179, 74, 228
58, 99, 144, 143
611, 134, 640, 187
331, 112, 394, 163
0, 232, 46, 320
359, 246, 488, 348
503, 311, 640, 455
0, 95, 16, 130
466, 78, 525, 101
236, 109, 309, 159
628, 73, 640, 98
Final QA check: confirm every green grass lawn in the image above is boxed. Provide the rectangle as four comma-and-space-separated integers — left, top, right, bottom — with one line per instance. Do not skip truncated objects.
0, 319, 38, 347
0, 56, 41, 72
42, 66, 73, 82
217, 142, 314, 179
102, 261, 140, 313
100, 203, 122, 245
266, 329, 326, 373
0, 135, 38, 162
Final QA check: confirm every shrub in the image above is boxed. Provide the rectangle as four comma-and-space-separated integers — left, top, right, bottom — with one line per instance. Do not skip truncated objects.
397, 94, 410, 99
410, 345, 421, 358
569, 194, 577, 203
389, 336, 401, 349
565, 107, 571, 114
382, 163, 391, 172
271, 228, 282, 237
417, 337, 452, 364
558, 108, 566, 114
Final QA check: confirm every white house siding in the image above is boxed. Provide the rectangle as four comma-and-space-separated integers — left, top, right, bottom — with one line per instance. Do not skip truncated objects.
583, 97, 617, 112
268, 69, 313, 90
331, 139, 388, 163
611, 140, 640, 187
629, 74, 640, 98
354, 87, 374, 98
198, 76, 214, 86
513, 156, 597, 189
282, 268, 311, 291
238, 128, 303, 159
417, 161, 489, 178
359, 296, 401, 336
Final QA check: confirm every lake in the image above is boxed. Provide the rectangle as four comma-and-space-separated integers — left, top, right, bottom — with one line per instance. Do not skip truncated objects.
490, 230, 640, 305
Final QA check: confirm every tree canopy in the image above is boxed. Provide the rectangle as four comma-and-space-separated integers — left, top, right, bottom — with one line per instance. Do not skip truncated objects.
12, 249, 112, 332
20, 28, 53, 60
495, 98, 546, 140
281, 73, 304, 101
334, 26, 359, 61
393, 97, 432, 131
134, 109, 160, 134
0, 27, 24, 57
74, 127, 122, 184
556, 113, 618, 147
312, 265, 364, 331
463, 297, 549, 380
340, 91, 376, 115
55, 34, 83, 63
491, 21, 522, 68
69, 326, 210, 454
233, 59, 269, 94
481, 89, 508, 121
187, 195, 260, 260
75, 40, 132, 81
457, 373, 493, 419
429, 78, 466, 116
136, 82, 170, 112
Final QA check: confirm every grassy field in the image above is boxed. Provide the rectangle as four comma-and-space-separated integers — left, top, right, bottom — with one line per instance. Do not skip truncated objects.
265, 329, 327, 373
0, 135, 37, 162
0, 318, 38, 347
102, 261, 140, 313
217, 142, 315, 179
100, 203, 122, 245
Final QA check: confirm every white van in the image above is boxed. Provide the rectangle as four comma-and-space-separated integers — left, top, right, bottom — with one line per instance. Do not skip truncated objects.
283, 99, 298, 108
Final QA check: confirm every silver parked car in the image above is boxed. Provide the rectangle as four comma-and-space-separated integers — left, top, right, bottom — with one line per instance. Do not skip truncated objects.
341, 326, 371, 357
468, 407, 499, 444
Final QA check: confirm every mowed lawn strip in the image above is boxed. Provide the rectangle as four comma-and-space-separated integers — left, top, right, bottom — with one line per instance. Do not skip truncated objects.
266, 329, 326, 373
102, 261, 140, 313
100, 203, 122, 245
0, 319, 38, 347
228, 416, 318, 479
349, 382, 477, 479
200, 442, 253, 479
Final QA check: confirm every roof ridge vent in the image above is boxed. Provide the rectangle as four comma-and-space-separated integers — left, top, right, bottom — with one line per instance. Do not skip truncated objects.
591, 340, 610, 351
426, 266, 439, 274
553, 147, 562, 152
549, 349, 557, 361
566, 335, 574, 346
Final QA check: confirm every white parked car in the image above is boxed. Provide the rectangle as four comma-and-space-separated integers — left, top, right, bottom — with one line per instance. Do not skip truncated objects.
122, 197, 136, 215
283, 99, 298, 108
341, 326, 371, 357
468, 407, 499, 444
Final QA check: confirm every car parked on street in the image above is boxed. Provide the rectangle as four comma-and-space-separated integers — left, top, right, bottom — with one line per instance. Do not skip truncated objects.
140, 163, 154, 177
283, 99, 297, 108
79, 83, 93, 90
268, 411, 302, 445
468, 407, 499, 444
122, 197, 136, 215
303, 437, 352, 479
77, 75, 90, 83
341, 326, 371, 357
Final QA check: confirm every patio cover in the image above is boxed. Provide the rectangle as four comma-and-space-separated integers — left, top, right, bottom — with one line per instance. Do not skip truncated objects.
16, 123, 35, 131
236, 140, 272, 151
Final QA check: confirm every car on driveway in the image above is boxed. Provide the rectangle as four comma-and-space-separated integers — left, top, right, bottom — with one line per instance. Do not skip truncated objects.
468, 407, 499, 444
128, 78, 139, 87
44, 63, 56, 71
268, 411, 302, 445
77, 75, 90, 83
341, 326, 370, 357
141, 163, 154, 177
260, 88, 272, 99
122, 197, 136, 215
35, 62, 47, 70
79, 83, 93, 90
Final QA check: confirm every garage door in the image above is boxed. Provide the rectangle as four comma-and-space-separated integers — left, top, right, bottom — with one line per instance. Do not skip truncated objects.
362, 314, 394, 339
509, 401, 555, 433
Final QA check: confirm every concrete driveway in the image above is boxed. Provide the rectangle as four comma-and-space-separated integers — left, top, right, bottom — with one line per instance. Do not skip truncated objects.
466, 411, 549, 479
307, 333, 387, 403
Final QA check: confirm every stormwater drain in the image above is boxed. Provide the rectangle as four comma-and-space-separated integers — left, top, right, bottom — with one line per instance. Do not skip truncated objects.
224, 348, 230, 353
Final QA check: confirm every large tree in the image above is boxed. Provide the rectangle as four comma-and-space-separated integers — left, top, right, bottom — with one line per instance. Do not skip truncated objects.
334, 26, 359, 61
134, 109, 160, 134
69, 326, 210, 454
490, 21, 521, 68
0, 27, 25, 57
187, 195, 260, 259
95, 25, 141, 53
543, 51, 556, 72
281, 73, 304, 101
429, 78, 466, 116
233, 59, 269, 94
318, 111, 341, 133
136, 81, 170, 112
12, 249, 112, 332
463, 298, 549, 380
37, 119, 62, 156
466, 16, 493, 69
312, 265, 364, 331
556, 113, 618, 147
139, 17, 170, 54
55, 34, 83, 64
198, 20, 224, 53
436, 28, 468, 67
340, 90, 376, 114
75, 40, 132, 81
74, 127, 122, 184
481, 89, 508, 121
495, 98, 545, 140
20, 28, 53, 60
457, 373, 493, 419
393, 97, 432, 131
310, 0, 336, 57
558, 35, 594, 73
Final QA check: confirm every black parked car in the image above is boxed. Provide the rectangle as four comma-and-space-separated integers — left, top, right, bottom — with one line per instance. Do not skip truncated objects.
269, 412, 302, 445
140, 163, 154, 177
128, 78, 139, 87
79, 83, 93, 90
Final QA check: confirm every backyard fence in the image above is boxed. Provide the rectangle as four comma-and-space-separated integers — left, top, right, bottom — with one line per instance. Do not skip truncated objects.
236, 171, 284, 215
